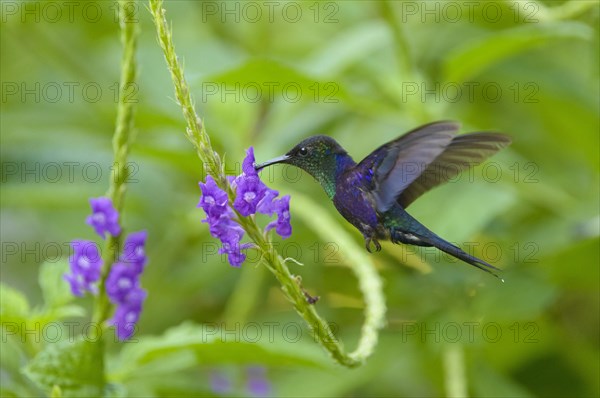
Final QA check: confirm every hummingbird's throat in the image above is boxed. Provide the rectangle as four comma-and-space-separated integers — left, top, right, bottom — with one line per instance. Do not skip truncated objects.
309, 169, 337, 199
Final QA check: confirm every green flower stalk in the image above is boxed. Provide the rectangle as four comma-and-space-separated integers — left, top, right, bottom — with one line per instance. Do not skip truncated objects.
93, 0, 140, 325
148, 0, 222, 184
149, 0, 386, 367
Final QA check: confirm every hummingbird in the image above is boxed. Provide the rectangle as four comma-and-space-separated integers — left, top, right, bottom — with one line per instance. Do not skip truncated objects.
254, 121, 511, 278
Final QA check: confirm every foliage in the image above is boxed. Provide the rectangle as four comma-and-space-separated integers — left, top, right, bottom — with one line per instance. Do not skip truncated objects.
1, 0, 598, 397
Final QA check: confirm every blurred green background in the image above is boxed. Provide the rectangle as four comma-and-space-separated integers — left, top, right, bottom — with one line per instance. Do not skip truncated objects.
1, 0, 598, 396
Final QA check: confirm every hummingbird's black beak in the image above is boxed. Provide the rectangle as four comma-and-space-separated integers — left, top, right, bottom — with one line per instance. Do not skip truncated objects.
254, 154, 291, 171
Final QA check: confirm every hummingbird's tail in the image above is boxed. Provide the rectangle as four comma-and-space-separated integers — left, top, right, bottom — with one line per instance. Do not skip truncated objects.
420, 234, 502, 280
390, 228, 503, 280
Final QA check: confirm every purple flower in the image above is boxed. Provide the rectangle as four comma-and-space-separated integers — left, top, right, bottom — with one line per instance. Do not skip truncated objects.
106, 231, 149, 340
209, 216, 251, 267
234, 147, 280, 217
246, 366, 271, 397
120, 230, 148, 273
265, 196, 292, 239
209, 216, 244, 243
233, 175, 268, 216
110, 286, 146, 341
67, 196, 149, 341
256, 189, 279, 216
64, 240, 103, 296
233, 147, 276, 216
219, 241, 253, 268
198, 175, 251, 267
227, 175, 237, 189
242, 147, 259, 177
198, 176, 229, 222
106, 262, 140, 304
197, 146, 293, 267
210, 371, 232, 395
64, 273, 86, 297
86, 197, 121, 239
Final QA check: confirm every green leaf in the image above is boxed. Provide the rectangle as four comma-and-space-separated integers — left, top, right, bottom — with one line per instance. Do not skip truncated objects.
304, 21, 389, 76
0, 283, 30, 321
470, 360, 534, 397
46, 305, 87, 321
472, 271, 557, 322
23, 338, 105, 397
202, 58, 349, 103
112, 322, 329, 380
29, 261, 85, 324
38, 261, 73, 310
444, 22, 593, 83
1, 332, 40, 397
408, 178, 516, 243
50, 385, 62, 398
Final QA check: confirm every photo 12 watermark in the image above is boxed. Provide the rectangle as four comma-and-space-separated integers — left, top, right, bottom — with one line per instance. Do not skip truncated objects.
200, 81, 340, 104
1, 237, 539, 267
399, 240, 540, 265
204, 160, 540, 186
1, 239, 146, 264
0, 239, 341, 266
395, 321, 540, 344
1, 1, 139, 24
200, 1, 339, 24
2, 81, 138, 104
199, 240, 341, 265
401, 81, 540, 104
398, 1, 540, 24
1, 161, 139, 184
1, 320, 340, 345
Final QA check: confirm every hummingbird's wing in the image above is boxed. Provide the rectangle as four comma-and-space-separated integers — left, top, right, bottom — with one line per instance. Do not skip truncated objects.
397, 132, 512, 208
356, 121, 458, 212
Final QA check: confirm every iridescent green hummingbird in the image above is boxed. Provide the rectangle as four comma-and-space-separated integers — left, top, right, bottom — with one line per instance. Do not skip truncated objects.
254, 121, 511, 278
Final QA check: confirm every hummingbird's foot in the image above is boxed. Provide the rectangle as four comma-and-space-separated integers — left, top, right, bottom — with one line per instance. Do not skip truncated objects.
365, 237, 382, 253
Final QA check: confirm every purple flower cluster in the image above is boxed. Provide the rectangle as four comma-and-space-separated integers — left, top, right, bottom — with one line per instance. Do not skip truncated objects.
199, 176, 252, 267
209, 366, 271, 397
64, 240, 103, 296
106, 231, 148, 340
210, 371, 232, 395
64, 197, 121, 296
86, 197, 121, 239
64, 196, 148, 341
246, 366, 271, 397
198, 147, 292, 267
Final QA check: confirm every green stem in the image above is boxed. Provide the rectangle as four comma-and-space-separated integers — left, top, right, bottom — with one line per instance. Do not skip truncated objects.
236, 216, 356, 367
93, 0, 139, 325
379, 1, 414, 82
149, 0, 385, 367
290, 192, 386, 363
443, 344, 467, 398
148, 0, 223, 185
379, 1, 432, 122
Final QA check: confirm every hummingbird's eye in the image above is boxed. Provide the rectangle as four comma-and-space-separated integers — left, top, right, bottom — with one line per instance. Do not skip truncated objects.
298, 147, 309, 156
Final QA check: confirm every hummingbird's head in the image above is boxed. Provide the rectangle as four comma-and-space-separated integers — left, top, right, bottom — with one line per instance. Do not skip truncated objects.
254, 135, 348, 180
